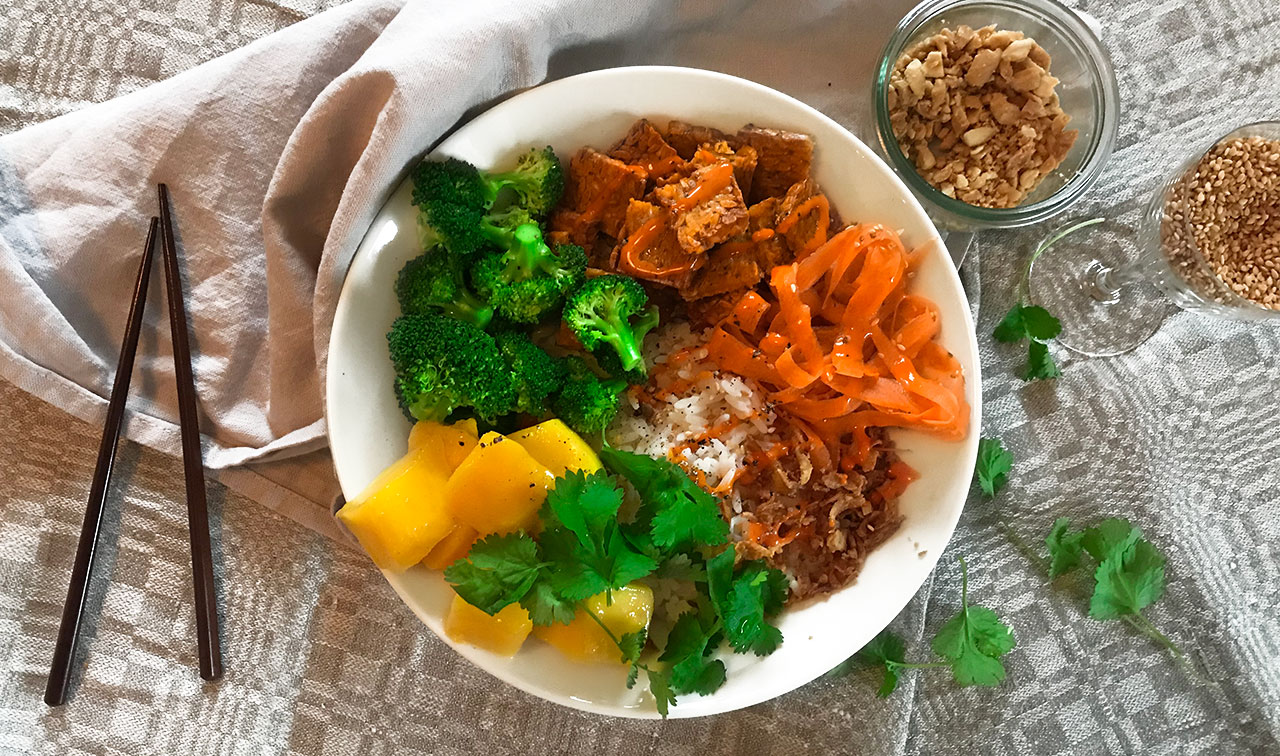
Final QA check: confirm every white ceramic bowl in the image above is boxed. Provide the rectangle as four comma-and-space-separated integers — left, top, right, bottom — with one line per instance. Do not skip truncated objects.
326, 66, 981, 718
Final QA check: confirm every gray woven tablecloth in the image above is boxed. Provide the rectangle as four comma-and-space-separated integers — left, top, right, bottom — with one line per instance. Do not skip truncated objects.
2, 1, 1279, 754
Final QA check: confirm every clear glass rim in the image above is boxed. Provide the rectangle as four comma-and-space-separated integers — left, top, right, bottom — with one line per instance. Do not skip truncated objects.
872, 0, 1121, 229
1143, 120, 1280, 318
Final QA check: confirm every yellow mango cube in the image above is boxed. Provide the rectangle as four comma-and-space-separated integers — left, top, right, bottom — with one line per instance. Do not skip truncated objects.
444, 432, 554, 535
444, 593, 532, 657
533, 584, 654, 664
336, 445, 458, 571
508, 419, 602, 478
421, 525, 479, 570
408, 418, 478, 468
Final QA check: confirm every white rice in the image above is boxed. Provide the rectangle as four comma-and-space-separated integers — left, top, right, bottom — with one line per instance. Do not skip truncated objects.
607, 322, 774, 501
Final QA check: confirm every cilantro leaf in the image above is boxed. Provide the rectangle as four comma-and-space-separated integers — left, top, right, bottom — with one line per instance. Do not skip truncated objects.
705, 548, 786, 656
543, 469, 623, 550
1089, 538, 1166, 620
1023, 340, 1061, 381
705, 546, 735, 610
626, 662, 639, 689
975, 437, 1013, 497
659, 613, 711, 663
659, 612, 728, 696
654, 554, 707, 583
649, 482, 730, 550
520, 576, 576, 626
601, 447, 729, 552
607, 528, 661, 587
442, 532, 542, 615
995, 303, 1061, 343
993, 304, 1028, 343
855, 630, 907, 697
932, 606, 1016, 686
930, 558, 1015, 687
646, 667, 677, 718
673, 656, 726, 696
1080, 518, 1140, 562
1020, 306, 1062, 341
1045, 517, 1085, 578
539, 470, 658, 599
724, 568, 786, 655
618, 630, 646, 666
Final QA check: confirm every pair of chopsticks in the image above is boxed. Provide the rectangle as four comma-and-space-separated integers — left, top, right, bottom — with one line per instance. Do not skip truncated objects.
44, 185, 222, 706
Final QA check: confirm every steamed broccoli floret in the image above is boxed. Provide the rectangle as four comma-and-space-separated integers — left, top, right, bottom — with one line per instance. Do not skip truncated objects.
395, 251, 493, 328
493, 330, 566, 416
495, 222, 583, 284
387, 313, 515, 423
472, 241, 587, 324
409, 148, 563, 256
553, 357, 625, 436
562, 275, 660, 374
485, 146, 565, 217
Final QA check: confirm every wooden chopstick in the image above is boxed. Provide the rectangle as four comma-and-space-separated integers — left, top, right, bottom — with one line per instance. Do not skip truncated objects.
45, 217, 159, 707
157, 183, 223, 682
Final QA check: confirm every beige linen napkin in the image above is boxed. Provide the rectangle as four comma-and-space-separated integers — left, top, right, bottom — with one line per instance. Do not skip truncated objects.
0, 0, 664, 538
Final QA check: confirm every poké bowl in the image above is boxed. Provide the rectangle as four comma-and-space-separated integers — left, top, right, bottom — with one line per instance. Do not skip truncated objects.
325, 66, 981, 718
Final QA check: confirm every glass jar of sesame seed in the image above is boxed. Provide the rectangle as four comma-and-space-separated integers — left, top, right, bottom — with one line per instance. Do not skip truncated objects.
1022, 121, 1280, 357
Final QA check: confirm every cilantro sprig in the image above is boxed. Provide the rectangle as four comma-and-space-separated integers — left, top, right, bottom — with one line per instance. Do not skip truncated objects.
831, 557, 1015, 696
1044, 517, 1188, 665
994, 217, 1103, 381
443, 449, 786, 718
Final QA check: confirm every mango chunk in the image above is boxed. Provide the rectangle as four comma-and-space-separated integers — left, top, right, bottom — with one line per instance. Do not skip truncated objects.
508, 419, 602, 477
408, 418, 478, 468
533, 584, 654, 664
444, 432, 554, 535
444, 593, 532, 657
422, 525, 479, 570
336, 445, 457, 571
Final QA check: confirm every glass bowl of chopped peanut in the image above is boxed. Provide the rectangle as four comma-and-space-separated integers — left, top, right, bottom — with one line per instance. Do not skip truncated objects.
873, 0, 1119, 231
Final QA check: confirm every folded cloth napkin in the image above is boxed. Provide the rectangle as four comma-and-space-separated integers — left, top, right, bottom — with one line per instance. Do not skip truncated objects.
0, 0, 670, 537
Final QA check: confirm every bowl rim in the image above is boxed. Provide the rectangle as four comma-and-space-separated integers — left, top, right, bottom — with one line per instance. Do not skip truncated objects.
325, 64, 983, 718
871, 0, 1121, 229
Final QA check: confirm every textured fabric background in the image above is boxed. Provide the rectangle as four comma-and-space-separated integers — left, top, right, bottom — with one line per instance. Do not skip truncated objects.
1, 1, 1279, 755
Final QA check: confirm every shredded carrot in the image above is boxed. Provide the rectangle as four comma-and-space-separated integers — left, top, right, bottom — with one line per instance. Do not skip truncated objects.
704, 223, 969, 473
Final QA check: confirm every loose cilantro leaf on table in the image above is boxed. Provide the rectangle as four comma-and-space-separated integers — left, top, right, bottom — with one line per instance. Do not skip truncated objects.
1080, 518, 1141, 562
831, 630, 907, 697
443, 532, 543, 614
975, 437, 1014, 497
994, 303, 1063, 382
837, 557, 1014, 697
992, 217, 1104, 381
1024, 339, 1062, 380
1045, 517, 1084, 578
932, 574, 1016, 687
1089, 538, 1166, 620
1041, 517, 1188, 666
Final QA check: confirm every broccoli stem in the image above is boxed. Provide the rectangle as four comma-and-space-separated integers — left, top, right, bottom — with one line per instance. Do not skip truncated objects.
444, 291, 495, 329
